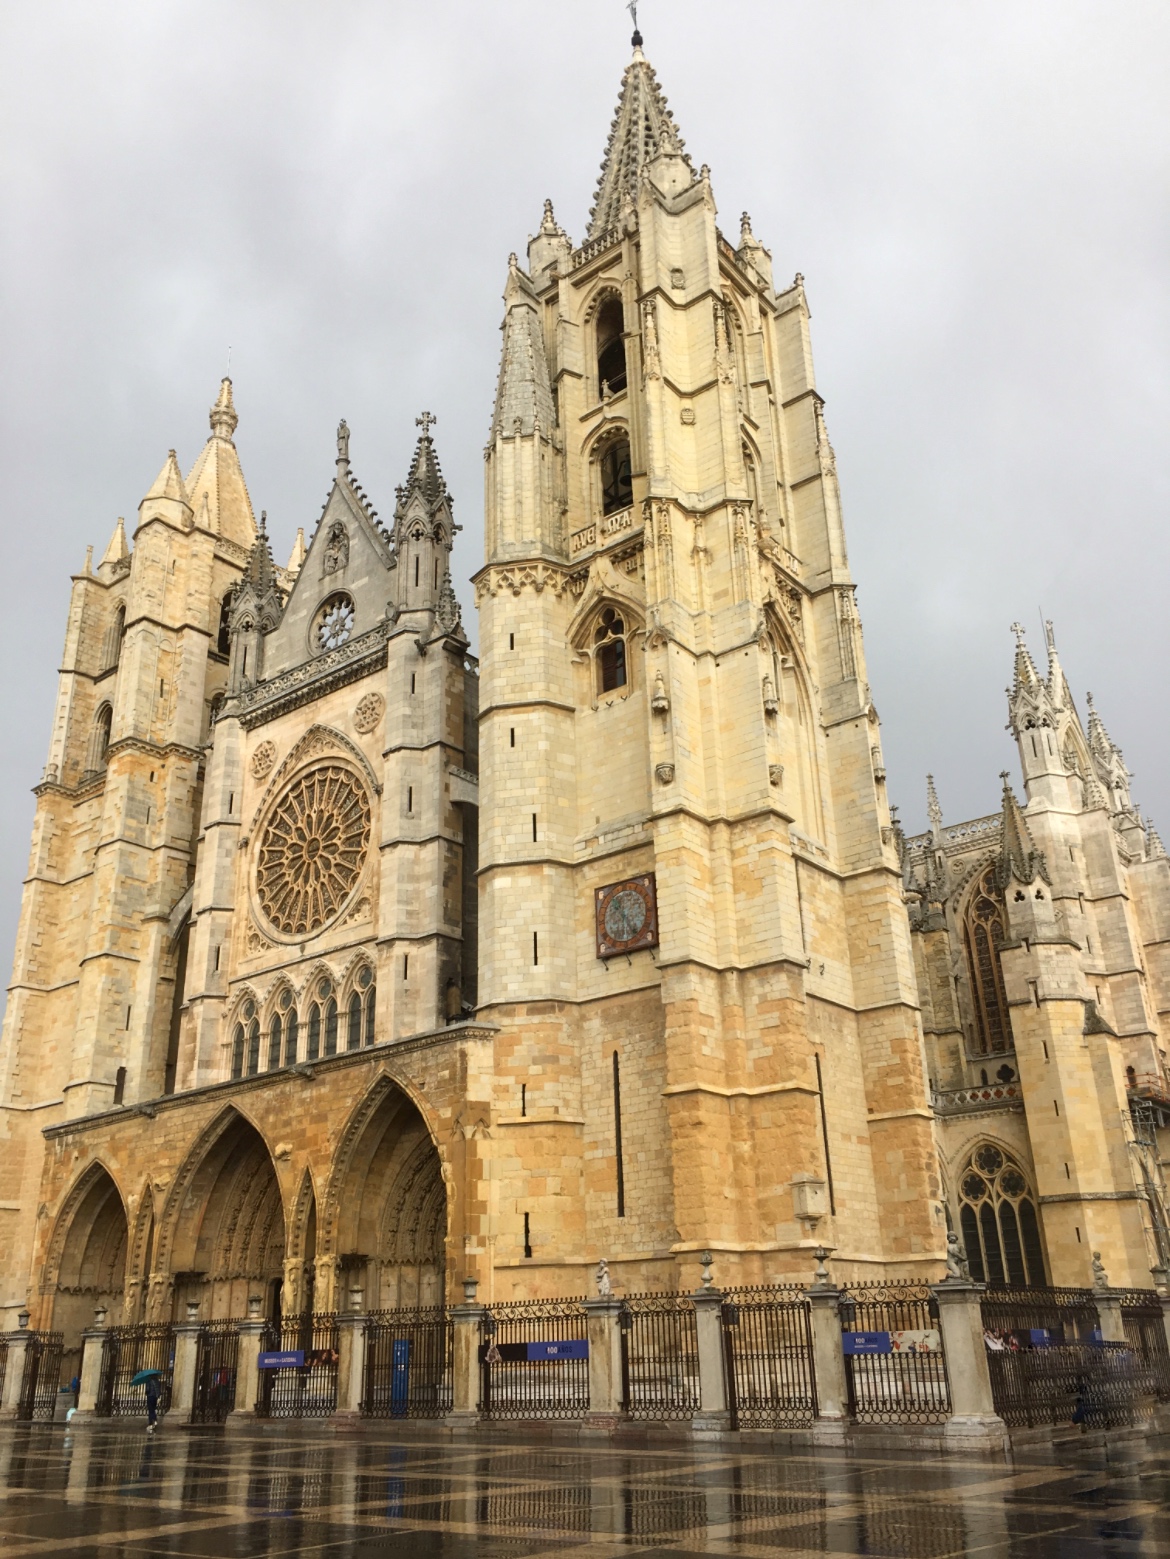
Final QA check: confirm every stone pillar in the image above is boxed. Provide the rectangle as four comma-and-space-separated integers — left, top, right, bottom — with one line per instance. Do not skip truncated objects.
169, 1304, 203, 1424
583, 1297, 624, 1431
806, 1283, 849, 1444
228, 1304, 267, 1425
1094, 1290, 1126, 1344
691, 1287, 729, 1437
0, 1329, 33, 1420
445, 1284, 483, 1429
335, 1311, 368, 1420
72, 1314, 110, 1421
930, 1280, 1007, 1452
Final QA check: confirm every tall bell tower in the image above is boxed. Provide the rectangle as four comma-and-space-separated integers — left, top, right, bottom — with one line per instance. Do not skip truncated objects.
474, 34, 945, 1294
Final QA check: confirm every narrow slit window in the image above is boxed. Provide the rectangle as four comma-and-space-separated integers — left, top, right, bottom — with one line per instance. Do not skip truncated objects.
533, 932, 539, 966
523, 1211, 532, 1259
613, 1051, 625, 1218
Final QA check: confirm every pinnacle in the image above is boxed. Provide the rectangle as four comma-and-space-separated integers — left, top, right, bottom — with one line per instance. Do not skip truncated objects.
402, 412, 449, 508
587, 45, 694, 239
143, 449, 189, 506
210, 377, 238, 441
99, 516, 129, 568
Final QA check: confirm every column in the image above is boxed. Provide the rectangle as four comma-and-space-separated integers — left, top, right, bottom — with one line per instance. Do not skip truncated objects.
691, 1287, 729, 1437
806, 1283, 849, 1444
930, 1280, 1007, 1452
72, 1311, 111, 1421
228, 1301, 267, 1427
0, 1329, 33, 1420
582, 1297, 624, 1432
445, 1281, 482, 1429
335, 1300, 368, 1421
169, 1304, 203, 1424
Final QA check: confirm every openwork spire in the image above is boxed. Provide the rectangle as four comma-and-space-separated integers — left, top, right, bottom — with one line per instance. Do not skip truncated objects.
587, 45, 693, 239
998, 772, 1049, 887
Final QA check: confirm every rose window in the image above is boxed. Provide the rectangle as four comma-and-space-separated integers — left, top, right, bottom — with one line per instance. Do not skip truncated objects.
256, 765, 370, 936
315, 593, 355, 652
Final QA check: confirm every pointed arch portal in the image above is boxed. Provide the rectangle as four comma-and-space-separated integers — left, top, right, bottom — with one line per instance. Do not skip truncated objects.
47, 1163, 128, 1376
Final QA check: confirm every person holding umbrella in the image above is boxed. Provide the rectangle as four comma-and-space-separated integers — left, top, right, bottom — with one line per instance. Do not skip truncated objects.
131, 1369, 163, 1434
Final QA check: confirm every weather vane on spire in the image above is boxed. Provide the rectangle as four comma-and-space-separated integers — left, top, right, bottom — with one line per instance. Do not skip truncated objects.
627, 1, 642, 46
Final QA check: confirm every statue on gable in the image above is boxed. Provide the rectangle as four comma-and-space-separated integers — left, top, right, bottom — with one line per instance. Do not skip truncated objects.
323, 522, 350, 576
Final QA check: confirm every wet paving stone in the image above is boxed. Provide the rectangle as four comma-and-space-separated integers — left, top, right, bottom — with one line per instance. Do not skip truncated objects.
0, 1423, 1166, 1557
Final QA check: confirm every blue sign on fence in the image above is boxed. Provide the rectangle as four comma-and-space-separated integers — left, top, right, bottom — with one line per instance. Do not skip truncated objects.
390, 1336, 411, 1416
526, 1339, 589, 1361
258, 1350, 304, 1369
1029, 1329, 1052, 1348
842, 1331, 892, 1356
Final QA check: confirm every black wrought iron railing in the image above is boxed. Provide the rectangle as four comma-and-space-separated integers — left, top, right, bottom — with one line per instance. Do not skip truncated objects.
479, 1299, 590, 1419
97, 1324, 175, 1418
363, 1307, 452, 1418
190, 1320, 239, 1424
255, 1314, 339, 1418
17, 1332, 63, 1422
838, 1282, 950, 1424
620, 1293, 700, 1421
721, 1285, 817, 1428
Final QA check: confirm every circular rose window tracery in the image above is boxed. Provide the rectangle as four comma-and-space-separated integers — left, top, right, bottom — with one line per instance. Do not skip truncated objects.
256, 764, 371, 936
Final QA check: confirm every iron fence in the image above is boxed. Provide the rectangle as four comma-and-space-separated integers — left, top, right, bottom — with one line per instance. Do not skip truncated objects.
838, 1282, 950, 1423
0, 1338, 7, 1404
1118, 1289, 1170, 1402
97, 1323, 175, 1417
190, 1320, 239, 1424
620, 1293, 700, 1420
364, 1307, 452, 1418
256, 1313, 339, 1418
479, 1298, 590, 1419
720, 1285, 817, 1428
981, 1285, 1163, 1427
17, 1332, 63, 1421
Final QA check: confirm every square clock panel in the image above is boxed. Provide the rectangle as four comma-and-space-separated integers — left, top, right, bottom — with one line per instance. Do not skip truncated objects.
595, 873, 659, 959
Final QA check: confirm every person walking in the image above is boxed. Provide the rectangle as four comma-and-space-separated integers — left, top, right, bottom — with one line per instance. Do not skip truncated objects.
144, 1374, 161, 1435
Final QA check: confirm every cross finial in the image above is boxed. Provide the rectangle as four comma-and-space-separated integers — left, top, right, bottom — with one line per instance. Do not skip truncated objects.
416, 411, 436, 439
1010, 621, 1025, 646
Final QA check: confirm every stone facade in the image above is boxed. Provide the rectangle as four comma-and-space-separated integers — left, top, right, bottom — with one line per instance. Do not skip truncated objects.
3, 39, 1163, 1375
905, 626, 1170, 1291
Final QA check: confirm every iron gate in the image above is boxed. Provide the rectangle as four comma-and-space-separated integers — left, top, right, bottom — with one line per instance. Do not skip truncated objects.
97, 1323, 175, 1417
620, 1294, 700, 1420
17, 1332, 63, 1421
839, 1282, 950, 1423
479, 1299, 589, 1419
256, 1314, 339, 1418
721, 1287, 817, 1428
1119, 1289, 1170, 1402
190, 1320, 239, 1424
981, 1285, 1157, 1427
364, 1307, 451, 1418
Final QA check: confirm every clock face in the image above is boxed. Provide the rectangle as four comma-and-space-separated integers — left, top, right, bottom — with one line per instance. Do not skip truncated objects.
595, 874, 658, 959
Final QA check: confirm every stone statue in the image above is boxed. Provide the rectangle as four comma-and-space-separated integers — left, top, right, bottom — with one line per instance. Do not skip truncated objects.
336, 419, 350, 465
1091, 1250, 1109, 1292
945, 1231, 971, 1282
596, 1258, 612, 1298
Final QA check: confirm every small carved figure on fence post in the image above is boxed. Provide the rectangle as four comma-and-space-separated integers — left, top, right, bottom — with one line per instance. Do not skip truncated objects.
596, 1258, 612, 1298
1091, 1251, 1109, 1292
944, 1231, 972, 1283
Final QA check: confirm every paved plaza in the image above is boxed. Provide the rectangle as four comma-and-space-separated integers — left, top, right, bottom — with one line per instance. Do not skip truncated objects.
0, 1423, 1166, 1558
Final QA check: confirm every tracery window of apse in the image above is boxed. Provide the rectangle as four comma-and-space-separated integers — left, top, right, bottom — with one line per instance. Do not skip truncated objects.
595, 296, 627, 396
958, 1143, 1046, 1286
600, 439, 632, 517
594, 608, 627, 694
964, 866, 1012, 1055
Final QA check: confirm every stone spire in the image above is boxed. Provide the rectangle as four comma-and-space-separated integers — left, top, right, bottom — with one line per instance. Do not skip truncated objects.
143, 449, 189, 505
401, 410, 448, 508
390, 414, 460, 616
926, 773, 943, 843
490, 255, 556, 439
1007, 621, 1061, 741
587, 41, 694, 238
99, 516, 129, 570
1043, 618, 1072, 711
185, 379, 256, 548
1085, 691, 1133, 814
285, 527, 307, 577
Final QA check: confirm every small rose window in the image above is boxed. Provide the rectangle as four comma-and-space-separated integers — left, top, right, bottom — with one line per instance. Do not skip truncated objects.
314, 593, 355, 652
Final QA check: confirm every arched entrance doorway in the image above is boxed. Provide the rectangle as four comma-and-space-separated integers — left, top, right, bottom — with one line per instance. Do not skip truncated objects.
46, 1164, 128, 1382
326, 1081, 447, 1310
166, 1110, 285, 1319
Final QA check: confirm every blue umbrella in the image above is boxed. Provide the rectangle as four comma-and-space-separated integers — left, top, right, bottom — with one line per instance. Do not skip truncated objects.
130, 1369, 161, 1386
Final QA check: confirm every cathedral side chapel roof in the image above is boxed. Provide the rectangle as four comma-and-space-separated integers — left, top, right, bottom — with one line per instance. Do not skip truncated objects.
184, 378, 257, 549
587, 42, 693, 239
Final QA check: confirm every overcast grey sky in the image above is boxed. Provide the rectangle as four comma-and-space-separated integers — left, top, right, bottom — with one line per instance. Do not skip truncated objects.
1, 1, 1168, 975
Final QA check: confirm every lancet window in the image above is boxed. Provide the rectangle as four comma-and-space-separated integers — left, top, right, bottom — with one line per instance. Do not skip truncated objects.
963, 866, 1012, 1056
600, 438, 632, 517
593, 607, 628, 694
957, 1143, 1046, 1286
596, 296, 627, 396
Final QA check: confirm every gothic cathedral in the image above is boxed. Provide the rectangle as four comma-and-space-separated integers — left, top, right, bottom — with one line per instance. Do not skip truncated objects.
1, 39, 1166, 1369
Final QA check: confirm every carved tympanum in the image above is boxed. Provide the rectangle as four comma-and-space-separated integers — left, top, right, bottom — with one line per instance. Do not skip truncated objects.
257, 765, 370, 936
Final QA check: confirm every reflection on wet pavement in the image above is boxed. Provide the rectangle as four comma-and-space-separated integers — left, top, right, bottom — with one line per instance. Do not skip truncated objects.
0, 1421, 1166, 1557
